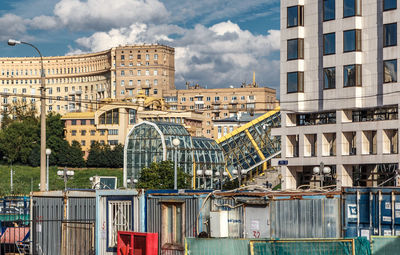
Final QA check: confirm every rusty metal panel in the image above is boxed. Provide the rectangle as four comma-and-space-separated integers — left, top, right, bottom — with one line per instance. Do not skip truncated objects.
61, 222, 94, 255
270, 197, 340, 238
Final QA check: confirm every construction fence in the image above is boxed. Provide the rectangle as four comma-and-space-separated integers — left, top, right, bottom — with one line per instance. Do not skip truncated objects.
185, 238, 374, 255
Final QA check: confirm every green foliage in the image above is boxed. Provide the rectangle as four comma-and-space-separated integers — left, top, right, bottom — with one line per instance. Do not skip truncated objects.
87, 142, 123, 168
0, 164, 123, 195
137, 161, 191, 189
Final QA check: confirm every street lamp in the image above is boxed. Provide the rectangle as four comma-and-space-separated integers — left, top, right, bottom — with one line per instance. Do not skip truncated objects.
172, 138, 180, 190
8, 39, 47, 192
196, 169, 203, 189
126, 178, 138, 189
57, 168, 74, 191
46, 148, 51, 191
205, 169, 213, 189
232, 168, 247, 187
3, 156, 14, 194
313, 162, 332, 188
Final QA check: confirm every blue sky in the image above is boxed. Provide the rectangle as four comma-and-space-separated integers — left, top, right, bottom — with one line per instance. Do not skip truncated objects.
0, 0, 280, 90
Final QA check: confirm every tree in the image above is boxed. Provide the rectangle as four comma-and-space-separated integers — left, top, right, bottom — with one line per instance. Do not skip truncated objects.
87, 142, 124, 168
137, 161, 191, 189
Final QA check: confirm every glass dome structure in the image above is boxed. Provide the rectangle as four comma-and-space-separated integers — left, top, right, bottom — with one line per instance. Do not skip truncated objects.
124, 121, 225, 188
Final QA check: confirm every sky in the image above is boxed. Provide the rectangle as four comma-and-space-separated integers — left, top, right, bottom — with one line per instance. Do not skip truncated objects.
0, 0, 281, 90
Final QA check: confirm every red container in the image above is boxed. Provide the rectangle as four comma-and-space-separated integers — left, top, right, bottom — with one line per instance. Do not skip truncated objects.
117, 231, 158, 255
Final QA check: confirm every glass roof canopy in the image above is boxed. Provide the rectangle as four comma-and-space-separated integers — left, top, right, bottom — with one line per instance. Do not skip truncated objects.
123, 121, 225, 188
216, 107, 281, 179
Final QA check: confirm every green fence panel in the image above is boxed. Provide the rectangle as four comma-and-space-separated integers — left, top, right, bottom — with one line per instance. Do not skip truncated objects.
186, 238, 250, 255
371, 236, 400, 255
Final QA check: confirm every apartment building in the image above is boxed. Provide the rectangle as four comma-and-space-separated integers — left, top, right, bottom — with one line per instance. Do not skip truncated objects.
0, 44, 174, 115
62, 95, 203, 157
272, 0, 400, 189
164, 81, 278, 138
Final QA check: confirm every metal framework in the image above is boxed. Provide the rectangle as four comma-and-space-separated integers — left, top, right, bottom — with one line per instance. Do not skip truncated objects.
216, 107, 281, 179
123, 121, 225, 188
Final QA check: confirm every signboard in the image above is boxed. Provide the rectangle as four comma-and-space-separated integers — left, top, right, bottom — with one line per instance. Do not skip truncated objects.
278, 160, 288, 166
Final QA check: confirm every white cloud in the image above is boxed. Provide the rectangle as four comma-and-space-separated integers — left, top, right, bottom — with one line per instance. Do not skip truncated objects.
30, 15, 59, 30
53, 0, 169, 30
70, 20, 280, 89
0, 14, 28, 40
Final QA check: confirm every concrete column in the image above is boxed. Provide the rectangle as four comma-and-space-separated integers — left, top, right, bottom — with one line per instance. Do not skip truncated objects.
337, 164, 353, 188
281, 166, 297, 190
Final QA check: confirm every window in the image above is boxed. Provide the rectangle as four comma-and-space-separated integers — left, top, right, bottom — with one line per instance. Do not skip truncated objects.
323, 67, 336, 89
154, 89, 158, 95
81, 120, 86, 125
384, 0, 396, 11
384, 59, 397, 83
287, 72, 304, 93
154, 54, 158, 60
323, 0, 335, 21
287, 38, 304, 60
287, 5, 304, 27
323, 33, 335, 55
344, 64, 362, 87
343, 0, 361, 17
108, 200, 132, 249
343, 30, 361, 52
71, 130, 76, 136
109, 129, 118, 135
90, 130, 96, 136
71, 120, 77, 125
81, 140, 86, 146
384, 23, 397, 47
90, 119, 95, 125
161, 203, 184, 249
121, 71, 125, 76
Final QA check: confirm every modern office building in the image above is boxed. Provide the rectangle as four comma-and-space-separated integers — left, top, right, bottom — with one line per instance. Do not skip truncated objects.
273, 0, 400, 189
0, 44, 174, 115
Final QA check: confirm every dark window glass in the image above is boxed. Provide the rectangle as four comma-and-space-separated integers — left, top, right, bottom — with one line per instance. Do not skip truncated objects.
343, 30, 361, 52
287, 39, 304, 60
384, 0, 397, 11
287, 6, 304, 27
384, 59, 397, 83
384, 23, 397, 47
323, 33, 336, 55
287, 72, 304, 93
344, 64, 362, 87
324, 67, 336, 89
323, 0, 335, 21
344, 0, 361, 17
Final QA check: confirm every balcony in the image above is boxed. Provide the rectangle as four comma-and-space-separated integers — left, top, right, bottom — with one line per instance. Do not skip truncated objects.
212, 100, 221, 105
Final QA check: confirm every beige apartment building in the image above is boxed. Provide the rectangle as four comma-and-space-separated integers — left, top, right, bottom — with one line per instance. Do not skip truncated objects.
1, 44, 278, 139
62, 95, 203, 158
0, 44, 175, 116
164, 82, 278, 138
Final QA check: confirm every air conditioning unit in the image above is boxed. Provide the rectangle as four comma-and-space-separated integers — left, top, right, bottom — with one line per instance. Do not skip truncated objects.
90, 176, 117, 189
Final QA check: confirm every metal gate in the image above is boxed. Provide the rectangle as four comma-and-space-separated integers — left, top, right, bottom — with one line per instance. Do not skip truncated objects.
61, 221, 95, 255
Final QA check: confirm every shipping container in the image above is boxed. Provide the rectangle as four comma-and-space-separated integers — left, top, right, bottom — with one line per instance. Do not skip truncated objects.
95, 189, 143, 255
31, 190, 96, 255
342, 187, 400, 239
145, 190, 212, 255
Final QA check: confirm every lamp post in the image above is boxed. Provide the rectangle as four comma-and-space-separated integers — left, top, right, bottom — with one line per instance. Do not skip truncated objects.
196, 169, 203, 189
205, 169, 213, 189
8, 39, 47, 192
233, 168, 247, 187
313, 162, 331, 188
57, 168, 74, 191
4, 156, 14, 193
126, 177, 138, 189
172, 138, 180, 190
46, 148, 51, 191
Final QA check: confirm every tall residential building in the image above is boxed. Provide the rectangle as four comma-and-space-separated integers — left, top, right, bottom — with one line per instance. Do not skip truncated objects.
164, 82, 278, 138
0, 44, 174, 115
273, 0, 400, 189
